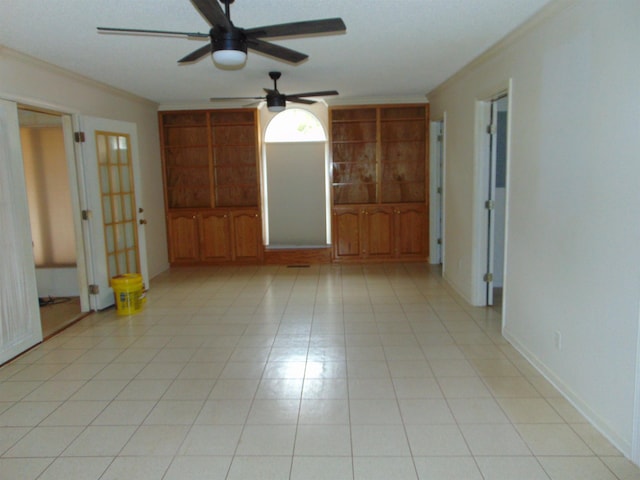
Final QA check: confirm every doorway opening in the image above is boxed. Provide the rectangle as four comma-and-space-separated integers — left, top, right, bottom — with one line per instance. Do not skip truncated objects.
429, 118, 444, 265
479, 93, 509, 307
17, 107, 89, 337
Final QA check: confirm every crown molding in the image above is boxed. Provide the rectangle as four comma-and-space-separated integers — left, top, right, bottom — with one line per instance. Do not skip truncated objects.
427, 0, 578, 99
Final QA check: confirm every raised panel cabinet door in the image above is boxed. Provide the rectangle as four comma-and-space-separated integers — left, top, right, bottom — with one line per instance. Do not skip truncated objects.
200, 211, 232, 262
231, 210, 263, 261
167, 213, 199, 263
363, 207, 394, 258
395, 205, 428, 258
332, 208, 362, 259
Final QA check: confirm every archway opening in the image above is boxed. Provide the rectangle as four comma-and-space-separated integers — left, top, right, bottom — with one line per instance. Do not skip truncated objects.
263, 108, 330, 248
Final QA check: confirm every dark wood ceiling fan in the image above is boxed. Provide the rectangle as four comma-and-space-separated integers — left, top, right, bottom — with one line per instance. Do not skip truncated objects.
98, 0, 346, 67
210, 71, 338, 111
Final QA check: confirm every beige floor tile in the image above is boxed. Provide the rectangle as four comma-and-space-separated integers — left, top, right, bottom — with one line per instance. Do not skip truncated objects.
516, 424, 592, 456
294, 424, 352, 456
459, 423, 531, 455
178, 425, 243, 455
0, 426, 30, 454
91, 400, 155, 425
538, 456, 617, 480
475, 456, 550, 480
247, 398, 300, 424
63, 425, 136, 456
291, 456, 353, 480
447, 397, 510, 424
302, 378, 349, 399
0, 401, 62, 426
0, 458, 53, 480
495, 396, 561, 422
4, 426, 82, 457
394, 377, 444, 399
100, 456, 173, 480
413, 456, 482, 480
40, 400, 109, 427
226, 455, 292, 480
120, 425, 190, 456
351, 424, 411, 456
236, 424, 297, 455
600, 456, 640, 480
164, 456, 232, 480
405, 424, 470, 456
350, 398, 402, 424
298, 398, 350, 424
399, 398, 456, 425
353, 456, 417, 480
438, 376, 492, 398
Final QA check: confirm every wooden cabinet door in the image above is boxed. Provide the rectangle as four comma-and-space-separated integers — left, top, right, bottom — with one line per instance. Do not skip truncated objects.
200, 211, 232, 262
395, 205, 427, 259
332, 208, 362, 260
363, 207, 394, 259
231, 210, 262, 262
167, 212, 199, 263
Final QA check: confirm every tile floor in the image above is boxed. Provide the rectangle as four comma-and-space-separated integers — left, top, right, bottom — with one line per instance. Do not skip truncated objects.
1, 263, 639, 479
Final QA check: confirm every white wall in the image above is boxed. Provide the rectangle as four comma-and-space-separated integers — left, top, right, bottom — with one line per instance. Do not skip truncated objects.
265, 142, 327, 246
21, 123, 76, 267
0, 47, 168, 279
428, 0, 640, 459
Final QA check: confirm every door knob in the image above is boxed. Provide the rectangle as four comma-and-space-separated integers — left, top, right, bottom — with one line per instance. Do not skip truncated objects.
139, 219, 147, 225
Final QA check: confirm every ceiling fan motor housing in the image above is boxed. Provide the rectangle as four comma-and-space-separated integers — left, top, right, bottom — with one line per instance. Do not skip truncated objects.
211, 26, 247, 55
266, 91, 286, 110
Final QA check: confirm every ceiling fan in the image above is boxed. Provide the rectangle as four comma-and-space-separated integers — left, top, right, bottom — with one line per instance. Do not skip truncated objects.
97, 0, 346, 68
210, 71, 338, 112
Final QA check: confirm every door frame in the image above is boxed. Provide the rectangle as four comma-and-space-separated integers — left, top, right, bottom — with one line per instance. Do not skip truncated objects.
3, 95, 92, 313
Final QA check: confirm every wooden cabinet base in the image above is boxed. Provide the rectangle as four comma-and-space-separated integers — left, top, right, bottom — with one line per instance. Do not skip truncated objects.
332, 204, 428, 263
167, 208, 262, 265
264, 247, 331, 265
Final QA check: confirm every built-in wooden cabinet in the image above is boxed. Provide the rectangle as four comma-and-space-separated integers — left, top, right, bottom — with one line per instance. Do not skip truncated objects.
330, 104, 429, 262
160, 109, 262, 264
160, 105, 426, 265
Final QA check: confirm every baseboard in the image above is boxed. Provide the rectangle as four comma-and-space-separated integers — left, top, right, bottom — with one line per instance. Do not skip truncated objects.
503, 328, 632, 460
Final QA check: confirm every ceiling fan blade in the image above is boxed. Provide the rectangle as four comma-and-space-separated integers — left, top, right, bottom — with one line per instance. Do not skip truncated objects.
286, 90, 339, 98
191, 0, 231, 29
246, 38, 308, 64
210, 96, 266, 101
244, 18, 346, 38
97, 27, 208, 39
286, 97, 316, 105
178, 43, 212, 63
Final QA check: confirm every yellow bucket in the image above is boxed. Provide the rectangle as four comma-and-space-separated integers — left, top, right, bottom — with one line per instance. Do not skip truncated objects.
111, 273, 145, 316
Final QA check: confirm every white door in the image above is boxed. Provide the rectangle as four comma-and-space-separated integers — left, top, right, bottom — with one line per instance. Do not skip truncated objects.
485, 102, 499, 306
429, 120, 444, 264
79, 117, 148, 310
0, 99, 43, 362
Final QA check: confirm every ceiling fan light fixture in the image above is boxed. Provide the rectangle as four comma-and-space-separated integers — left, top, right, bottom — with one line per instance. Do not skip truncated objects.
212, 28, 247, 68
212, 49, 246, 67
267, 93, 286, 113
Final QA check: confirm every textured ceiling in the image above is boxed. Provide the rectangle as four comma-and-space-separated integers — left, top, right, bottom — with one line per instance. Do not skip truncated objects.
0, 0, 552, 107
